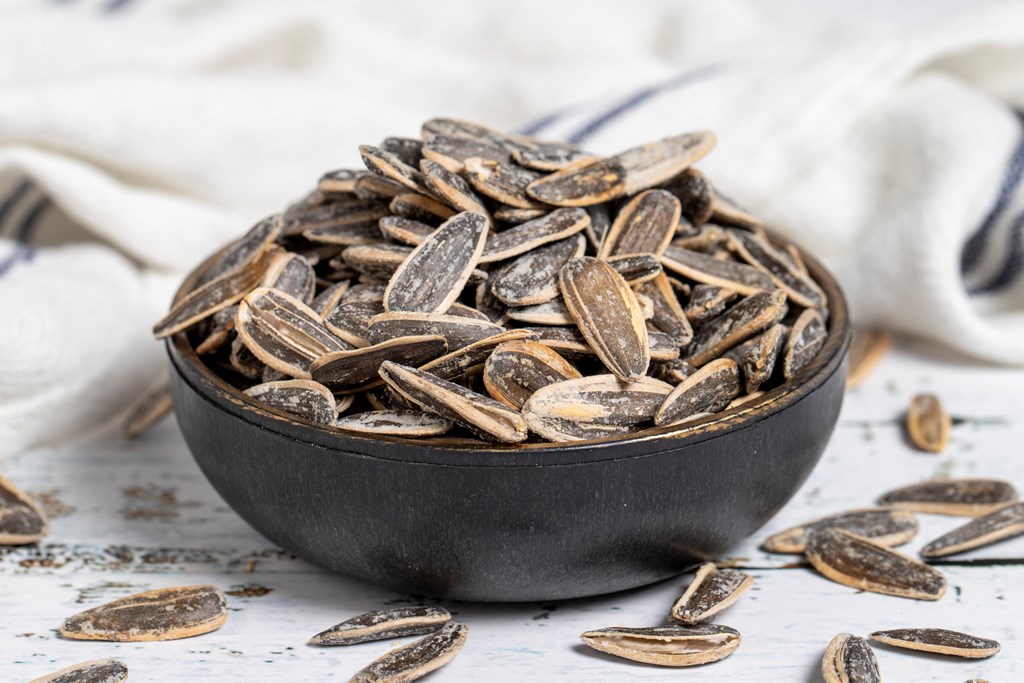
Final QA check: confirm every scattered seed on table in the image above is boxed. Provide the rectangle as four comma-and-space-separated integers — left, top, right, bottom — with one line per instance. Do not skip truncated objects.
60, 585, 227, 642
869, 628, 1000, 659
580, 623, 740, 667
310, 606, 451, 646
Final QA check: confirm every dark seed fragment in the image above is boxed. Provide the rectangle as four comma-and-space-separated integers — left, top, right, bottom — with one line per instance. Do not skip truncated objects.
29, 659, 128, 683
663, 168, 714, 225
669, 563, 753, 624
869, 628, 1000, 659
60, 585, 228, 642
310, 606, 451, 646
350, 621, 468, 683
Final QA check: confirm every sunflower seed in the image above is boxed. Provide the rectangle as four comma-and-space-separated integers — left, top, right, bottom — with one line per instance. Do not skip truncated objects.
805, 528, 946, 600
153, 247, 277, 338
197, 215, 282, 287
685, 290, 788, 367
301, 209, 388, 245
478, 207, 589, 264
727, 230, 825, 308
422, 117, 523, 151
311, 335, 447, 392
654, 358, 741, 426
661, 245, 774, 295
445, 302, 490, 321
378, 362, 527, 443
244, 379, 337, 424
122, 380, 173, 439
711, 193, 762, 229
657, 358, 698, 384
603, 253, 663, 286
846, 328, 891, 389
579, 623, 740, 667
342, 283, 387, 304
261, 251, 316, 304
762, 508, 920, 554
378, 216, 436, 246
310, 281, 351, 317
310, 606, 451, 646
598, 189, 681, 258
522, 375, 673, 442
389, 192, 455, 224
822, 633, 881, 683
512, 141, 594, 171
235, 287, 349, 378
381, 137, 423, 167
419, 159, 489, 215
60, 585, 228, 642
384, 212, 488, 313
351, 621, 468, 683
905, 393, 951, 453
877, 479, 1018, 516
493, 205, 549, 224
584, 204, 612, 250
782, 309, 826, 379
28, 659, 128, 683
506, 298, 575, 325
423, 134, 509, 173
338, 243, 410, 280
0, 475, 48, 545
639, 273, 693, 345
664, 168, 714, 225
741, 323, 786, 393
483, 340, 581, 409
333, 410, 452, 438
920, 502, 1024, 558
526, 157, 627, 207
560, 256, 650, 381
491, 234, 587, 306
869, 628, 1000, 659
673, 224, 728, 252
464, 156, 544, 209
318, 169, 364, 194
368, 312, 503, 350
359, 144, 431, 195
611, 131, 717, 196
419, 329, 536, 381
669, 563, 753, 624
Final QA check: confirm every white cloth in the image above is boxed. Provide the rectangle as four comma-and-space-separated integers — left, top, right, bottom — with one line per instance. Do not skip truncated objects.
3, 0, 1024, 457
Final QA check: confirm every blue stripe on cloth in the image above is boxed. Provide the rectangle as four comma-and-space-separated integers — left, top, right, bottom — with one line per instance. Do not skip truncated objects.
0, 195, 50, 282
0, 179, 33, 237
103, 0, 133, 13
565, 63, 726, 146
517, 110, 573, 138
969, 207, 1024, 295
961, 110, 1024, 276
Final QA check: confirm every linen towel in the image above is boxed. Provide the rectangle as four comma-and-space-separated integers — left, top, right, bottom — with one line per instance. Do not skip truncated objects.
3, 0, 1024, 457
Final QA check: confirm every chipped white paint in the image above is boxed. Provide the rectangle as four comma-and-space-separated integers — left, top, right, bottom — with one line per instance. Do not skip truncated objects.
1, 338, 1022, 681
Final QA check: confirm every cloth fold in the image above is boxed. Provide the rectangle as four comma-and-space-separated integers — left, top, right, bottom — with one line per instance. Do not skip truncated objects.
3, 0, 1024, 457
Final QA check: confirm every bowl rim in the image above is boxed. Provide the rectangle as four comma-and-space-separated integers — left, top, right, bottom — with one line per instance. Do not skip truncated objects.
168, 231, 851, 467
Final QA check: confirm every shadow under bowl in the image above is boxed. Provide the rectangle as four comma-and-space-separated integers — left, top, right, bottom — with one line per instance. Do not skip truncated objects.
167, 241, 850, 602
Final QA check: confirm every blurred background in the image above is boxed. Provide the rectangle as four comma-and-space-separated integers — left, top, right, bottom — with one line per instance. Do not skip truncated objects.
2, 0, 1024, 456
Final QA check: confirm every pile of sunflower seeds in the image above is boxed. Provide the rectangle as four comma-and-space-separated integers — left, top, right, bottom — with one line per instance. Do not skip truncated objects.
151, 118, 829, 443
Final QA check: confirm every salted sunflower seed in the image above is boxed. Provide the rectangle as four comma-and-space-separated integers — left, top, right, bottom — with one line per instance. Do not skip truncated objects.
334, 411, 452, 438
639, 273, 693, 346
368, 312, 503, 350
669, 563, 753, 624
464, 156, 544, 209
822, 633, 881, 683
244, 379, 337, 424
359, 144, 431, 195
727, 230, 825, 308
197, 215, 282, 287
526, 157, 627, 207
657, 359, 697, 384
603, 253, 663, 286
342, 283, 387, 304
381, 137, 423, 166
905, 393, 951, 453
419, 159, 489, 215
384, 211, 488, 314
522, 375, 673, 442
421, 117, 525, 152
261, 251, 316, 304
611, 131, 717, 196
877, 479, 1018, 516
664, 168, 714, 225
491, 233, 587, 306
654, 358, 741, 426
512, 141, 594, 171
235, 288, 349, 378
60, 585, 227, 642
389, 192, 455, 224
741, 323, 787, 393
598, 189, 681, 258
506, 298, 575, 325
418, 329, 536, 381
483, 340, 581, 409
560, 256, 650, 381
310, 606, 451, 646
683, 284, 737, 324
846, 328, 891, 389
310, 281, 351, 318
28, 659, 128, 683
478, 207, 589, 264
422, 134, 508, 173
661, 245, 774, 296
122, 380, 173, 439
762, 508, 920, 554
805, 528, 946, 600
580, 623, 740, 667
301, 209, 388, 245
379, 362, 527, 443
685, 290, 788, 367
378, 216, 436, 246
351, 621, 468, 683
324, 300, 385, 347
920, 502, 1024, 558
318, 169, 364, 194
782, 309, 826, 379
0, 475, 48, 545
869, 628, 1000, 659
493, 205, 549, 224
311, 335, 448, 392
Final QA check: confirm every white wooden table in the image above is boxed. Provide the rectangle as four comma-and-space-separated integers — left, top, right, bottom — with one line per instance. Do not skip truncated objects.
2, 337, 1021, 681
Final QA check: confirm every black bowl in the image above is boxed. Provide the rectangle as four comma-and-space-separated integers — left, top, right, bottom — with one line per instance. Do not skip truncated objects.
167, 242, 850, 602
